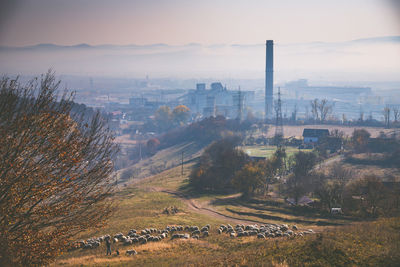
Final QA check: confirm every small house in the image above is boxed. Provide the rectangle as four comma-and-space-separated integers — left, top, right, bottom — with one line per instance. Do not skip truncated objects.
302, 128, 329, 143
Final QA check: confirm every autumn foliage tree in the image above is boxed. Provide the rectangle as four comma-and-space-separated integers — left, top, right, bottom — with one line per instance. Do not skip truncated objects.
154, 106, 172, 132
351, 129, 370, 153
147, 138, 160, 155
154, 105, 190, 132
0, 73, 118, 266
232, 148, 286, 198
232, 161, 265, 198
172, 105, 190, 126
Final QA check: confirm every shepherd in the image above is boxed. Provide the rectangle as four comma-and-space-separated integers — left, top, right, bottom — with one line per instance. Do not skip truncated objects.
105, 236, 112, 256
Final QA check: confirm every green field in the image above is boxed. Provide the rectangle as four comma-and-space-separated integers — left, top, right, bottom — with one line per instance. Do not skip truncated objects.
241, 145, 312, 158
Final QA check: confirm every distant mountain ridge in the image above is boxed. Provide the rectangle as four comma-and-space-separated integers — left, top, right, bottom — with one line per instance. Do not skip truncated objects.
1, 35, 399, 81
1, 35, 399, 51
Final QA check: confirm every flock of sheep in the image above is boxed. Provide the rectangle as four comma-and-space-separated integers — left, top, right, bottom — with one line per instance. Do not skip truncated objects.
217, 223, 314, 239
72, 223, 314, 256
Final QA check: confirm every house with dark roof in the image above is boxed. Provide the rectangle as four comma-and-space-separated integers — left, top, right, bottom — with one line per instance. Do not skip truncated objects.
302, 128, 329, 143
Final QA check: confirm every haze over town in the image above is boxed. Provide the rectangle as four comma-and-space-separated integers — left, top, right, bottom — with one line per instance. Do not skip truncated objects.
1, 0, 399, 121
1, 0, 400, 266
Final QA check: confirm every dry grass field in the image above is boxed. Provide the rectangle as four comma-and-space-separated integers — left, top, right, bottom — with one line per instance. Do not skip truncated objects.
242, 145, 312, 158
53, 153, 400, 266
116, 141, 204, 184
342, 153, 400, 182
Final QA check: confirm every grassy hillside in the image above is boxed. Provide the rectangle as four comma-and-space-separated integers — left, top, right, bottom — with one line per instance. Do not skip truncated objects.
116, 141, 204, 184
56, 218, 400, 267
54, 161, 400, 266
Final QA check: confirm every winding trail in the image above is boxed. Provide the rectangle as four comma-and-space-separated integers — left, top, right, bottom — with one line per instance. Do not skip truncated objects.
149, 187, 279, 225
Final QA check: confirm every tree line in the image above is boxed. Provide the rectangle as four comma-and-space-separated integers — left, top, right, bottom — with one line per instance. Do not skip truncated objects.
190, 129, 400, 218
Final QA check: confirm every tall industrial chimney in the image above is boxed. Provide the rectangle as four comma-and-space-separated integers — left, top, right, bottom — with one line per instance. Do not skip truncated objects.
265, 40, 273, 121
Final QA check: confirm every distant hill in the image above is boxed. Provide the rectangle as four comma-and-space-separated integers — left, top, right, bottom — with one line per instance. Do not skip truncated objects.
1, 36, 399, 81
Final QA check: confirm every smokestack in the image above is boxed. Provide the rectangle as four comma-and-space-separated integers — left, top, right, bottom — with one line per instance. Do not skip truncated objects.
265, 40, 273, 121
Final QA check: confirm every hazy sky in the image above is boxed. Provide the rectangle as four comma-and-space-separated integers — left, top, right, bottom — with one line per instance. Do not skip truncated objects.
0, 0, 399, 46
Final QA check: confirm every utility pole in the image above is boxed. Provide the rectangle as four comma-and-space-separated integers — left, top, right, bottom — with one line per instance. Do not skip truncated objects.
274, 87, 284, 147
181, 151, 184, 176
139, 141, 142, 160
138, 133, 142, 161
237, 86, 243, 121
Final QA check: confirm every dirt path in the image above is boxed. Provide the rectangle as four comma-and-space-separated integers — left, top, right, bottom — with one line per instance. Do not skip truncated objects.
138, 155, 345, 228
149, 187, 278, 225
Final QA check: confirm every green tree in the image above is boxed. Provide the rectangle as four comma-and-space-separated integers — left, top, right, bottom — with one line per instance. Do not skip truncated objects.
0, 73, 118, 266
286, 152, 317, 204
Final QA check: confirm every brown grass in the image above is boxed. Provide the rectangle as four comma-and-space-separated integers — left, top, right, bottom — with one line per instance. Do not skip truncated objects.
135, 242, 173, 252
343, 153, 400, 181
54, 148, 400, 266
54, 254, 135, 266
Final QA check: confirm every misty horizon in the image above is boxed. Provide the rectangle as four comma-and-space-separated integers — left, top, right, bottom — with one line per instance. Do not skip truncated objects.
1, 35, 399, 82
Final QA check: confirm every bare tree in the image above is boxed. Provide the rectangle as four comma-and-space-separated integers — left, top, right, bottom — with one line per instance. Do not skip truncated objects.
330, 129, 345, 140
0, 72, 118, 266
383, 106, 391, 128
318, 99, 332, 123
305, 106, 310, 121
359, 109, 364, 123
393, 107, 399, 123
310, 99, 319, 122
291, 104, 297, 122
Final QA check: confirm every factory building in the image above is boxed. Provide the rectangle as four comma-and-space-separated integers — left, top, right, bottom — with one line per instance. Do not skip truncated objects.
183, 82, 254, 119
